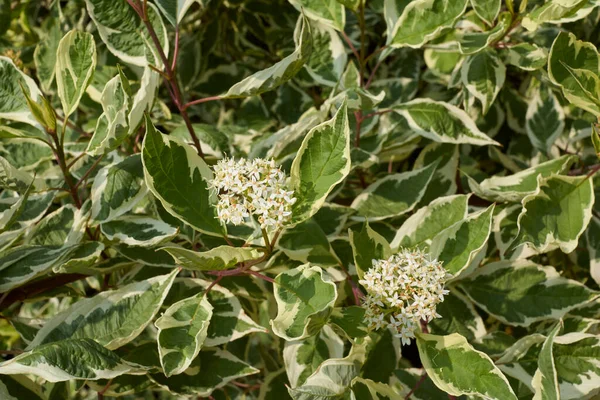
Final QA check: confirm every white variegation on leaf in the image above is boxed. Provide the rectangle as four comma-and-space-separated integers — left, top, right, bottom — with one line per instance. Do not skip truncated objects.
501, 43, 547, 71
27, 270, 178, 349
284, 325, 344, 388
349, 222, 392, 280
223, 15, 312, 98
525, 84, 565, 154
0, 155, 35, 192
100, 216, 177, 247
142, 116, 224, 236
161, 245, 261, 271
467, 155, 577, 203
390, 0, 468, 48
271, 264, 337, 341
302, 20, 347, 87
290, 102, 350, 223
430, 205, 495, 279
470, 0, 501, 25
0, 57, 43, 126
532, 320, 562, 400
391, 194, 469, 249
522, 0, 587, 31
417, 332, 517, 399
461, 49, 506, 114
459, 260, 597, 326
288, 0, 345, 31
350, 163, 437, 221
510, 174, 594, 254
55, 30, 97, 118
393, 99, 500, 145
586, 215, 600, 286
155, 292, 212, 377
0, 338, 145, 382
154, 0, 202, 26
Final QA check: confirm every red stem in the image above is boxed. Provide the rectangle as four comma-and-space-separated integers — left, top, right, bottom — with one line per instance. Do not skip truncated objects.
404, 372, 427, 399
184, 96, 222, 110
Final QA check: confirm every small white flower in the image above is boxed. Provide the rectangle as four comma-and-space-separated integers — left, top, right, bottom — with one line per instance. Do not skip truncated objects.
359, 248, 450, 344
210, 158, 296, 230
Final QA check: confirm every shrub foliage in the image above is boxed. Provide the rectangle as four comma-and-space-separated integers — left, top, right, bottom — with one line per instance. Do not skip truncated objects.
0, 0, 600, 399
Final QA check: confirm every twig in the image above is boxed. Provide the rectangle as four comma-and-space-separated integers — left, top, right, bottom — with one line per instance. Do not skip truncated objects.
73, 155, 104, 190
404, 372, 427, 399
341, 31, 361, 64
246, 270, 275, 283
183, 96, 222, 110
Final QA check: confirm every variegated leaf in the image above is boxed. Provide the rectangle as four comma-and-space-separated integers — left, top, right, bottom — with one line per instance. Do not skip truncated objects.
101, 216, 178, 247
587, 215, 600, 286
278, 219, 341, 267
430, 205, 495, 279
349, 222, 391, 279
150, 348, 259, 396
0, 155, 35, 192
27, 270, 178, 349
391, 194, 469, 249
351, 163, 437, 221
290, 102, 350, 223
393, 99, 500, 145
510, 174, 594, 254
224, 15, 312, 98
428, 291, 486, 341
55, 30, 97, 118
467, 155, 577, 203
391, 0, 468, 48
526, 84, 565, 153
142, 115, 224, 236
470, 0, 501, 25
284, 325, 344, 388
0, 57, 43, 126
271, 264, 338, 341
350, 377, 400, 399
461, 49, 506, 114
154, 0, 202, 26
288, 0, 344, 31
155, 293, 213, 377
0, 338, 145, 382
161, 245, 261, 271
532, 321, 562, 400
522, 0, 587, 31
91, 154, 148, 223
416, 332, 517, 399
459, 260, 597, 326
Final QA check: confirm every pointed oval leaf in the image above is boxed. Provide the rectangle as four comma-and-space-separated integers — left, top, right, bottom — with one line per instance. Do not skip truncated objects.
271, 264, 338, 341
101, 216, 178, 247
161, 245, 261, 271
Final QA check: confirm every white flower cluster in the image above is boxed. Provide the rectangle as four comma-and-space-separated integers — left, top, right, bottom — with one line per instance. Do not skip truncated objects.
359, 248, 450, 345
210, 158, 296, 230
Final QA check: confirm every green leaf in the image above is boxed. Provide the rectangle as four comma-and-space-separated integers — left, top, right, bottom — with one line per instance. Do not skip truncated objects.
161, 245, 261, 271
0, 375, 44, 400
548, 31, 600, 116
329, 306, 369, 339
510, 174, 594, 254
223, 15, 312, 98
461, 49, 506, 114
101, 216, 178, 247
430, 204, 495, 278
278, 219, 341, 266
522, 0, 587, 31
141, 115, 224, 236
458, 12, 511, 55
0, 245, 78, 292
55, 30, 97, 118
90, 154, 148, 223
303, 20, 347, 86
0, 56, 44, 126
587, 215, 600, 286
271, 264, 338, 341
459, 260, 597, 326
27, 205, 85, 246
349, 222, 391, 279
27, 270, 178, 349
33, 19, 61, 92
288, 339, 367, 399
85, 0, 169, 66
391, 194, 469, 249
0, 338, 145, 382
283, 325, 344, 388
288, 0, 345, 31
466, 155, 578, 202
526, 84, 565, 154
416, 332, 517, 399
592, 124, 600, 159
391, 0, 468, 48
155, 293, 213, 377
350, 163, 437, 221
0, 155, 35, 192
532, 321, 562, 400
428, 291, 486, 341
259, 369, 292, 400
86, 70, 132, 155
498, 333, 600, 399
501, 43, 547, 71
393, 99, 500, 145
150, 348, 259, 396
167, 278, 265, 346
19, 83, 56, 132
350, 377, 400, 399
290, 103, 351, 223
470, 0, 501, 25
154, 0, 202, 26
